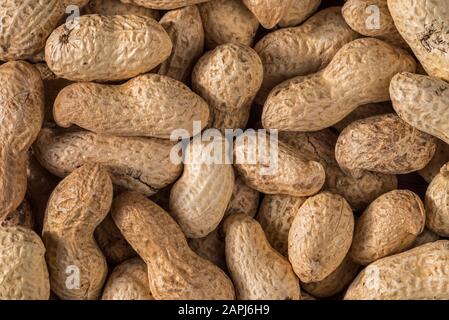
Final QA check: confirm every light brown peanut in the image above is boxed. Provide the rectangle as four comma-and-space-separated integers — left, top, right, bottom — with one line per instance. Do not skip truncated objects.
224, 214, 300, 300
0, 61, 44, 222
43, 164, 112, 300
111, 192, 235, 300
288, 192, 354, 283
33, 128, 182, 196
425, 163, 449, 237
262, 38, 416, 131
45, 15, 172, 82
335, 114, 437, 178
53, 74, 210, 138
350, 190, 425, 265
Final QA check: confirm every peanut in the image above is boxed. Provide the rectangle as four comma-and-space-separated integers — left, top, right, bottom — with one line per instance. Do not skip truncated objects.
224, 214, 300, 300
158, 5, 205, 83
102, 258, 153, 300
45, 15, 172, 82
33, 128, 182, 196
0, 227, 50, 299
111, 192, 235, 300
350, 190, 425, 265
53, 74, 209, 138
262, 38, 416, 131
335, 114, 437, 178
254, 7, 359, 104
0, 61, 44, 222
278, 0, 321, 27
43, 164, 112, 300
425, 163, 449, 237
288, 192, 354, 283
388, 0, 449, 82
242, 0, 292, 29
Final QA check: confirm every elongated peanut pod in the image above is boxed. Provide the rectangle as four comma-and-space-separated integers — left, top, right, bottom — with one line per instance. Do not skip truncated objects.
43, 164, 112, 300
33, 128, 182, 196
53, 74, 209, 138
112, 192, 236, 300
0, 61, 44, 221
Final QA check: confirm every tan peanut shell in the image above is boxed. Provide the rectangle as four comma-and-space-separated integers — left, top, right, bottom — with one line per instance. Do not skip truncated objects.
43, 164, 112, 300
333, 102, 393, 132
199, 0, 259, 49
120, 0, 211, 9
388, 0, 449, 82
425, 163, 449, 237
257, 194, 307, 257
192, 43, 263, 130
102, 258, 153, 300
242, 0, 291, 29
45, 15, 172, 82
0, 61, 44, 222
419, 140, 449, 183
95, 215, 137, 265
85, 0, 160, 19
335, 114, 437, 178
169, 139, 235, 238
302, 255, 360, 298
391, 73, 449, 145
233, 131, 325, 197
288, 192, 354, 283
262, 38, 416, 131
254, 7, 359, 104
278, 0, 321, 27
225, 176, 260, 218
224, 214, 300, 300
33, 128, 182, 196
158, 5, 205, 83
279, 130, 398, 210
350, 190, 425, 265
345, 241, 449, 300
1, 199, 34, 229
111, 192, 235, 300
53, 74, 209, 138
0, 227, 50, 300
0, 0, 89, 60
189, 228, 227, 271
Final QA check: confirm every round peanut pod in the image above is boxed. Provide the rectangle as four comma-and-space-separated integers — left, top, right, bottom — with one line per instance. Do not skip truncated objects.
391, 72, 449, 145
233, 130, 325, 197
158, 5, 204, 83
119, 0, 211, 9
1, 199, 34, 229
257, 194, 307, 257
279, 130, 398, 211
53, 74, 209, 138
0, 227, 50, 300
199, 0, 259, 49
335, 113, 437, 178
188, 228, 227, 271
350, 190, 425, 265
102, 258, 153, 300
169, 139, 235, 238
419, 140, 449, 183
345, 240, 449, 300
242, 0, 291, 29
262, 38, 416, 131
0, 0, 89, 60
302, 255, 360, 299
288, 192, 354, 283
0, 61, 44, 222
95, 215, 137, 265
254, 7, 359, 105
333, 102, 393, 132
224, 176, 260, 218
224, 214, 300, 300
111, 192, 235, 300
85, 0, 160, 19
45, 15, 172, 82
192, 43, 263, 131
388, 0, 449, 82
278, 0, 321, 27
33, 128, 183, 196
43, 164, 112, 300
425, 163, 449, 237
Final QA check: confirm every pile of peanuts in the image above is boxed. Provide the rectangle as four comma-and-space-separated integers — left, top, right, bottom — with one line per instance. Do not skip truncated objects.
1, 0, 449, 300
